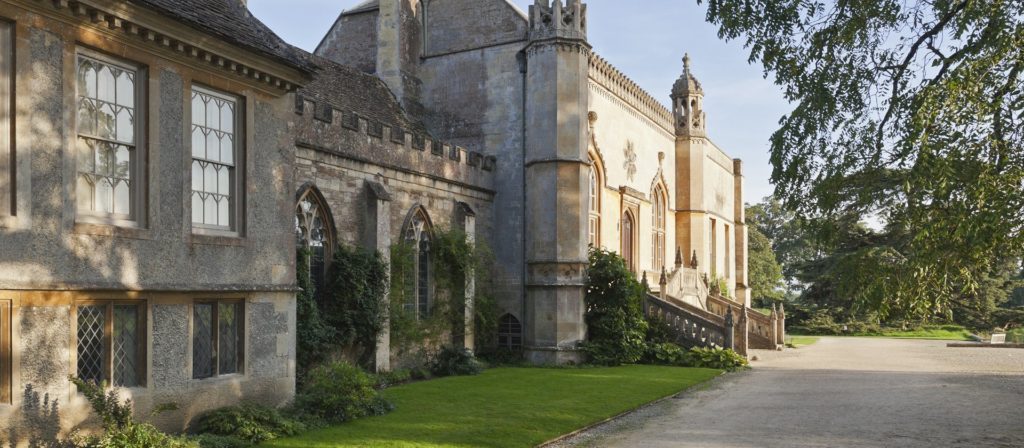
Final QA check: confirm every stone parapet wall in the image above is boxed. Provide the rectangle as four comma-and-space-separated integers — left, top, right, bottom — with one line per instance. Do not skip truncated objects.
588, 52, 675, 134
293, 97, 497, 192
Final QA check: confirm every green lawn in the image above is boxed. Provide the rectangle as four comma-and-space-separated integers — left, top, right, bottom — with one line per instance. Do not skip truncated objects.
263, 366, 720, 448
855, 326, 973, 340
785, 335, 819, 347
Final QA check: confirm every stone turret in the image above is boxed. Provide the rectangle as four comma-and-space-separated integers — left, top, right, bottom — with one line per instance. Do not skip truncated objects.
529, 0, 587, 41
671, 53, 706, 138
522, 0, 591, 364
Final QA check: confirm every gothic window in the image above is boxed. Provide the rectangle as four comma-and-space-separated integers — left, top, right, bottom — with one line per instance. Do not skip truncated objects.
403, 208, 432, 319
710, 218, 718, 277
191, 86, 241, 231
75, 51, 143, 222
725, 224, 731, 279
295, 187, 335, 303
76, 301, 146, 387
0, 21, 12, 217
621, 210, 635, 273
652, 185, 666, 271
1, 300, 10, 404
193, 301, 243, 379
497, 314, 522, 350
588, 159, 602, 247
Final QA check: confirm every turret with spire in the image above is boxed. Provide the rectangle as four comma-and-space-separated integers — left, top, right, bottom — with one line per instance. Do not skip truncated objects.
670, 53, 706, 137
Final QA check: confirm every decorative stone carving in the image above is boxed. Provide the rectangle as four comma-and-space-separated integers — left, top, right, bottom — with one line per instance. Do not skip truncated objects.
623, 140, 637, 182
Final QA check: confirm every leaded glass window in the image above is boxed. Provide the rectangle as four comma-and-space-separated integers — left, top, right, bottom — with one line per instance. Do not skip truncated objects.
295, 188, 334, 303
75, 53, 140, 219
76, 302, 144, 387
497, 314, 522, 350
652, 185, 666, 271
191, 86, 238, 230
588, 160, 601, 247
403, 209, 431, 319
193, 301, 243, 379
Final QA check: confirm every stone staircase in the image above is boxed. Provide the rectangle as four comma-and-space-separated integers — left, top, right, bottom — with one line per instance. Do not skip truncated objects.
646, 265, 787, 355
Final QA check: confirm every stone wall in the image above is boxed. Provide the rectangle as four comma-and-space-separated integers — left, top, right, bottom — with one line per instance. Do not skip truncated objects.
316, 9, 379, 73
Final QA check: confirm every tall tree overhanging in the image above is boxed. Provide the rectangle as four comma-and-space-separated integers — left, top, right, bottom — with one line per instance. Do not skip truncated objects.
701, 0, 1024, 315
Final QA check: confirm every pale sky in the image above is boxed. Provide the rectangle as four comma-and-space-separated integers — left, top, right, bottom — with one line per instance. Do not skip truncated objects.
248, 0, 789, 203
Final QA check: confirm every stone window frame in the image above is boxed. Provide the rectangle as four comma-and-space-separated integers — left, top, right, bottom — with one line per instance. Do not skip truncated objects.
190, 299, 245, 380
0, 20, 13, 220
189, 84, 245, 236
295, 184, 336, 305
710, 217, 718, 278
1, 299, 10, 404
724, 223, 731, 280
620, 207, 638, 274
497, 313, 522, 350
651, 183, 667, 271
587, 155, 604, 248
72, 300, 148, 389
73, 48, 148, 227
402, 206, 433, 321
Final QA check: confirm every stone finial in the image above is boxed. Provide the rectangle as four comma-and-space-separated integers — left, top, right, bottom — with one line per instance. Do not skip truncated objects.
640, 271, 650, 292
771, 303, 778, 318
659, 267, 668, 286
683, 53, 691, 72
690, 250, 699, 269
675, 246, 683, 268
671, 52, 703, 98
778, 302, 785, 318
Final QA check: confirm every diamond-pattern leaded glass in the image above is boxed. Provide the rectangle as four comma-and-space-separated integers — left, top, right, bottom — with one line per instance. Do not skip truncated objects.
191, 88, 236, 228
218, 303, 240, 375
193, 304, 214, 379
77, 305, 106, 384
76, 54, 136, 217
112, 305, 138, 387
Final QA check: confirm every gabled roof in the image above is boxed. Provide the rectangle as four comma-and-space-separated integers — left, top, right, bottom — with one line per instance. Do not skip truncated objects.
128, 0, 316, 74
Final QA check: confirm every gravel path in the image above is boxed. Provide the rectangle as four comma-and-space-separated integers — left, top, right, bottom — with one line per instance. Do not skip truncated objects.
549, 337, 1024, 448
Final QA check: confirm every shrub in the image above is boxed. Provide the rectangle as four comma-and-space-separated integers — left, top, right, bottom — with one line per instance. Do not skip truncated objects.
292, 361, 394, 423
643, 342, 688, 366
429, 346, 483, 377
191, 434, 250, 448
295, 247, 332, 376
372, 369, 413, 389
645, 314, 675, 345
193, 403, 304, 444
68, 377, 194, 448
325, 244, 390, 367
684, 347, 748, 372
581, 248, 648, 365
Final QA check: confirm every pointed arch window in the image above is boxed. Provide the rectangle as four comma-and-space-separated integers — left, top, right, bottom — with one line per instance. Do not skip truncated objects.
497, 314, 522, 350
652, 184, 667, 270
295, 186, 334, 303
621, 210, 635, 273
588, 158, 602, 247
404, 208, 432, 319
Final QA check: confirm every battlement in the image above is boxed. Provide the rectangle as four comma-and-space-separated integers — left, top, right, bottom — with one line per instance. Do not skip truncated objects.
528, 0, 587, 41
588, 52, 675, 133
293, 94, 497, 187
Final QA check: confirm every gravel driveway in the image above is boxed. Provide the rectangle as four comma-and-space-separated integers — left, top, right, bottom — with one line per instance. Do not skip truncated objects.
550, 337, 1024, 448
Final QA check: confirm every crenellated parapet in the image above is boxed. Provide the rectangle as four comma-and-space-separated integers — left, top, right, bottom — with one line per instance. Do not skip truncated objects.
292, 94, 496, 191
528, 0, 587, 42
588, 52, 675, 133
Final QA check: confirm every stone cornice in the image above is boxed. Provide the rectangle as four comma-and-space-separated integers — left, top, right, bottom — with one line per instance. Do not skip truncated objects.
23, 0, 309, 94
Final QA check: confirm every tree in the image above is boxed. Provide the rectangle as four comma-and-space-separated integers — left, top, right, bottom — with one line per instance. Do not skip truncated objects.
581, 248, 648, 365
702, 0, 1024, 316
745, 204, 785, 306
746, 197, 815, 292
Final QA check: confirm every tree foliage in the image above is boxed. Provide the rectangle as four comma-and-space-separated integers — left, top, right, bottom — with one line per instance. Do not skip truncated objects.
582, 248, 648, 365
326, 244, 390, 366
745, 204, 785, 306
703, 0, 1024, 315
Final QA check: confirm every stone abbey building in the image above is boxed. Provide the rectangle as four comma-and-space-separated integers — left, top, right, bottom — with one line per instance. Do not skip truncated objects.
0, 0, 766, 439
